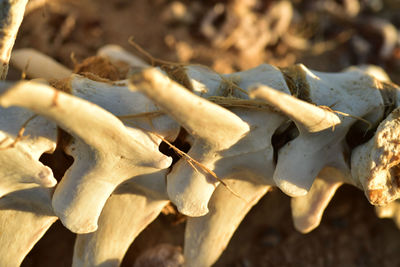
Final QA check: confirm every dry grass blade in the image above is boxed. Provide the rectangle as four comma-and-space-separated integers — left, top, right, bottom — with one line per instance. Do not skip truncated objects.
150, 131, 246, 202
0, 114, 37, 150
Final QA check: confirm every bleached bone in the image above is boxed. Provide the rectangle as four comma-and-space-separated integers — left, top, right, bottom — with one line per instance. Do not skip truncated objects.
184, 179, 270, 267
0, 86, 57, 196
352, 107, 400, 205
0, 80, 173, 233
0, 187, 57, 267
11, 48, 72, 80
130, 68, 251, 216
73, 171, 169, 267
97, 44, 149, 70
250, 64, 385, 197
290, 167, 346, 233
69, 74, 179, 140
130, 65, 292, 216
66, 75, 180, 266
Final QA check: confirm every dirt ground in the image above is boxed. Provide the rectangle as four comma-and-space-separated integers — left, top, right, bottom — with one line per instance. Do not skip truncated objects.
13, 0, 400, 266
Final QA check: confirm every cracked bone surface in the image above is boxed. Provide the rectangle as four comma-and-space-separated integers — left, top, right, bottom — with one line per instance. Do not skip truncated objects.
250, 65, 385, 197
352, 107, 400, 205
0, 80, 174, 233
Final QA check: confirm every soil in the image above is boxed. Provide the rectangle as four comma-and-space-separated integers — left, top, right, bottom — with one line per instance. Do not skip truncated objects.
12, 0, 400, 266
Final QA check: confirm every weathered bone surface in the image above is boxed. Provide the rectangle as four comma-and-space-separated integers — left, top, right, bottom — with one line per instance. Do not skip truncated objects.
11, 48, 72, 79
251, 65, 385, 197
0, 80, 173, 233
130, 65, 291, 216
130, 68, 251, 216
184, 179, 270, 267
6, 46, 400, 266
0, 86, 57, 196
375, 200, 400, 228
352, 107, 400, 205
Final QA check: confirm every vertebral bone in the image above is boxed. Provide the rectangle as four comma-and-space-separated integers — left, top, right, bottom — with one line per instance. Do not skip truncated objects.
6, 46, 400, 266
0, 187, 57, 267
0, 80, 173, 233
250, 65, 385, 197
73, 172, 169, 267
0, 86, 57, 196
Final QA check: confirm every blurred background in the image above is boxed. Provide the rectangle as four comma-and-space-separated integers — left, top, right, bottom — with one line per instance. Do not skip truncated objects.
15, 0, 400, 266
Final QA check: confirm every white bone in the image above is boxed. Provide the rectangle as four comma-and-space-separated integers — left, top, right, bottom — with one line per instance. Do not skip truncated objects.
0, 80, 173, 233
249, 84, 340, 132
291, 167, 345, 233
251, 65, 385, 196
0, 187, 57, 266
69, 74, 180, 140
10, 48, 72, 80
0, 0, 28, 79
73, 172, 169, 267
184, 179, 270, 267
130, 68, 250, 216
97, 44, 149, 69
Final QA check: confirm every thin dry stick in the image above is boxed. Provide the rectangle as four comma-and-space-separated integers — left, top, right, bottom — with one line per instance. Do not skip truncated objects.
319, 105, 372, 130
150, 131, 246, 202
0, 114, 37, 150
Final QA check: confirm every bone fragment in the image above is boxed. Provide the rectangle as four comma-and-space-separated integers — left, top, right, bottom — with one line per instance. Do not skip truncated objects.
0, 187, 57, 267
73, 172, 169, 267
249, 84, 340, 132
130, 68, 250, 216
184, 179, 270, 267
352, 107, 400, 205
251, 65, 385, 197
375, 200, 400, 228
291, 167, 345, 233
97, 44, 149, 69
0, 85, 57, 196
0, 0, 28, 79
0, 80, 172, 233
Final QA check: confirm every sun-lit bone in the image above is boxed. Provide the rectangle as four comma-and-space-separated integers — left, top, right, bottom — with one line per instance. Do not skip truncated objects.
184, 179, 270, 267
0, 187, 57, 267
250, 65, 385, 197
73, 172, 169, 267
0, 80, 173, 233
130, 68, 251, 216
